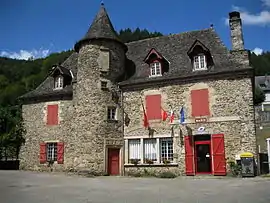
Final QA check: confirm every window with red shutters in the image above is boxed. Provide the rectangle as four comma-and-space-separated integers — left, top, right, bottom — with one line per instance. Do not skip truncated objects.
57, 142, 64, 164
145, 94, 162, 120
191, 89, 210, 117
39, 143, 46, 164
47, 104, 59, 125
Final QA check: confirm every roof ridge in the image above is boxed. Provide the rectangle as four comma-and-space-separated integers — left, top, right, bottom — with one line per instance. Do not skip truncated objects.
126, 28, 213, 45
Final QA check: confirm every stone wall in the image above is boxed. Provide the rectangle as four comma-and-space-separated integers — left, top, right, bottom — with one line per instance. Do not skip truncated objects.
19, 100, 74, 171
70, 40, 126, 174
123, 77, 256, 175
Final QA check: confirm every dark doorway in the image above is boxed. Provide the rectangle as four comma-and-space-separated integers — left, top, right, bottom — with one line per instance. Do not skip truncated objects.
195, 141, 212, 174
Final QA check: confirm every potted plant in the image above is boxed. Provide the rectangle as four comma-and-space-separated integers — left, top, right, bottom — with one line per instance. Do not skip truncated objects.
145, 158, 154, 164
130, 159, 140, 165
163, 159, 171, 165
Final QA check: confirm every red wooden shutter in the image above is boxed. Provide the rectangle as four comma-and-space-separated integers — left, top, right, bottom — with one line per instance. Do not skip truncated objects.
57, 142, 64, 164
145, 94, 162, 120
211, 134, 226, 176
39, 143, 47, 164
191, 89, 210, 117
184, 136, 195, 175
47, 104, 59, 125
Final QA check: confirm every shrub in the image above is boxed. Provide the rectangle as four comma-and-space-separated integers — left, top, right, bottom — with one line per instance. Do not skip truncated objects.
158, 171, 177, 179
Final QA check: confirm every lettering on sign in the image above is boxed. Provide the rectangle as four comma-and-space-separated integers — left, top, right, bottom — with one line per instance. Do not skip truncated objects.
195, 118, 207, 123
105, 139, 123, 146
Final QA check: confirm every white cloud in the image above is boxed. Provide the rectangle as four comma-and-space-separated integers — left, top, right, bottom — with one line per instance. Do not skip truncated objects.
262, 0, 270, 7
225, 2, 270, 26
252, 47, 264, 55
0, 49, 50, 60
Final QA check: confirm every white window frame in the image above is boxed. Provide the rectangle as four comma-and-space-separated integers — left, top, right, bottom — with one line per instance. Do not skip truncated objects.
149, 62, 162, 77
125, 137, 175, 165
193, 55, 207, 71
54, 75, 64, 89
128, 139, 141, 163
160, 138, 173, 162
46, 142, 57, 162
107, 107, 117, 120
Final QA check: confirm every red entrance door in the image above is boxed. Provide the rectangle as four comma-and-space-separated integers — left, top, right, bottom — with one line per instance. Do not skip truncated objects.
211, 134, 226, 175
108, 148, 120, 175
195, 140, 212, 174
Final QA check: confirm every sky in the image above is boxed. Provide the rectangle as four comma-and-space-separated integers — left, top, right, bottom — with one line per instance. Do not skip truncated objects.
0, 0, 269, 60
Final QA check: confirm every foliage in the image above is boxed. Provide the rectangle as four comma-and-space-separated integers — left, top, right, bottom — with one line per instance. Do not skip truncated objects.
254, 86, 266, 105
227, 160, 242, 177
158, 171, 177, 179
118, 28, 163, 43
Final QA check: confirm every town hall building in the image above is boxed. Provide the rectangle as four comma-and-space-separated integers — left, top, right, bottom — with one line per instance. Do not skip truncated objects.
19, 4, 256, 176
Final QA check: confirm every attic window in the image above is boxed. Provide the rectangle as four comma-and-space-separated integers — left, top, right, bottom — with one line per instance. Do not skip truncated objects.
259, 84, 266, 88
150, 62, 162, 77
54, 76, 63, 89
193, 55, 207, 71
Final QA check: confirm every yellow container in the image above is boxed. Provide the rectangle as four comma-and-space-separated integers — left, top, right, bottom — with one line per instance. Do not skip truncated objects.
240, 152, 254, 158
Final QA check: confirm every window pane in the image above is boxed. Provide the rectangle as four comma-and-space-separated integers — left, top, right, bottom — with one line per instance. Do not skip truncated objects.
144, 139, 157, 161
47, 143, 57, 161
107, 107, 116, 120
128, 139, 140, 162
160, 138, 173, 162
199, 55, 205, 68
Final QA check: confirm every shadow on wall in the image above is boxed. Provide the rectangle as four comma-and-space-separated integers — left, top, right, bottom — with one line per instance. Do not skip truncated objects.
0, 160, 20, 170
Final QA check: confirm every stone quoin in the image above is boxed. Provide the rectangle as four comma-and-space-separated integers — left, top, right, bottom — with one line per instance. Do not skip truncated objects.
19, 4, 256, 176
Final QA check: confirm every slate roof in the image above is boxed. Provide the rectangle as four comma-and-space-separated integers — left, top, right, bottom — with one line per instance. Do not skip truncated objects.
19, 52, 78, 101
120, 28, 251, 86
74, 3, 127, 52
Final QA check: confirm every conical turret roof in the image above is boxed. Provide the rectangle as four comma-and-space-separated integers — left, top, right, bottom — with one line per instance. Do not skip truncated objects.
74, 3, 127, 52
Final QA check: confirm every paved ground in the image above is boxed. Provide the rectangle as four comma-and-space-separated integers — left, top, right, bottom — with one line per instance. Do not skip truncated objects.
0, 171, 270, 203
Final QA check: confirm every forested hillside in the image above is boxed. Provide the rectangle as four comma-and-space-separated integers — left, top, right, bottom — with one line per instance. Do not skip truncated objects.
0, 28, 269, 159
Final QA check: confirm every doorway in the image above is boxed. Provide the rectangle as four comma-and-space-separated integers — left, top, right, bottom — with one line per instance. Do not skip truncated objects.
107, 148, 120, 175
195, 139, 212, 174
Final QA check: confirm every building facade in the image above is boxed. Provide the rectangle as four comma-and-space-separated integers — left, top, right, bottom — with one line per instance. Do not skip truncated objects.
19, 5, 256, 176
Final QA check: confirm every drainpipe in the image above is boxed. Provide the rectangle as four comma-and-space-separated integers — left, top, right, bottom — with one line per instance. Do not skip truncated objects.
267, 138, 270, 174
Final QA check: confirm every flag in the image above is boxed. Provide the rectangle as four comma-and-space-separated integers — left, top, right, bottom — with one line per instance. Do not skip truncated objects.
180, 106, 185, 124
161, 108, 168, 121
141, 97, 149, 128
170, 108, 175, 123
143, 110, 149, 128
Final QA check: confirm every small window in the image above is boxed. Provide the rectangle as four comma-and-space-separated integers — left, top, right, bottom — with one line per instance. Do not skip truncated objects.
107, 107, 117, 120
193, 55, 207, 71
101, 81, 108, 89
46, 143, 57, 162
54, 76, 63, 89
259, 84, 266, 88
150, 62, 162, 77
160, 138, 173, 162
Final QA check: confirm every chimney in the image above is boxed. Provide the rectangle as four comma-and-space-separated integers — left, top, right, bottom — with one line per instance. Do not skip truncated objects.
229, 11, 244, 51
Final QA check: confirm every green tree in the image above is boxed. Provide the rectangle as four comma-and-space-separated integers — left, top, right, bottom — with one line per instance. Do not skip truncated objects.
254, 86, 265, 105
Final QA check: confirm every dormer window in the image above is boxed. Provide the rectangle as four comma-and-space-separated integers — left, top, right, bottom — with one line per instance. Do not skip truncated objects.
144, 48, 170, 78
150, 62, 162, 77
193, 55, 207, 71
187, 40, 214, 72
54, 76, 63, 89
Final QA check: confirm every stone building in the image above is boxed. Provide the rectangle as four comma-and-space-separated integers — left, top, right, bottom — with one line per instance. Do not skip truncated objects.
19, 4, 256, 176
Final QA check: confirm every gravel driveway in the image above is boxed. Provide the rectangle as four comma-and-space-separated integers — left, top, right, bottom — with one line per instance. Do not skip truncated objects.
0, 171, 270, 203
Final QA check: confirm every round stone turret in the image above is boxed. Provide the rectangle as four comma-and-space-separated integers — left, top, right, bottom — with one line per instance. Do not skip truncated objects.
71, 4, 126, 174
